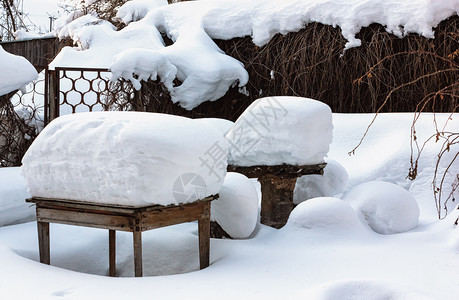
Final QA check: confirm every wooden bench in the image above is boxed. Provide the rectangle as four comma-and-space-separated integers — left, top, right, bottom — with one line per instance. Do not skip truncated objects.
26, 195, 217, 277
228, 164, 326, 228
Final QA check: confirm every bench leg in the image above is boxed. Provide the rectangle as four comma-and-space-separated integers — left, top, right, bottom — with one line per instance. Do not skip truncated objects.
198, 202, 211, 269
109, 230, 116, 277
133, 228, 142, 277
37, 221, 50, 265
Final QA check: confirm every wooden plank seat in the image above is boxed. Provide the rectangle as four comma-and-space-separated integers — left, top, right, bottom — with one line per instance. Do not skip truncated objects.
228, 164, 326, 228
26, 195, 217, 277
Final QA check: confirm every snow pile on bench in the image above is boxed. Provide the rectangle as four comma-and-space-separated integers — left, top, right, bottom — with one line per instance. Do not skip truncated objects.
21, 112, 228, 207
226, 96, 333, 166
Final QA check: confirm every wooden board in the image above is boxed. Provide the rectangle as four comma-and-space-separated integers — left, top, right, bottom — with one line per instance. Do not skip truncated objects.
228, 163, 326, 178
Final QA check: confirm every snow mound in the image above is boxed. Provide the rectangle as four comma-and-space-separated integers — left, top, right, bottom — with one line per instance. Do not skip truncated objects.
211, 172, 258, 239
286, 197, 364, 232
0, 46, 38, 96
194, 118, 235, 137
0, 167, 34, 226
226, 96, 333, 166
21, 112, 228, 207
303, 279, 435, 300
294, 159, 348, 204
344, 181, 420, 234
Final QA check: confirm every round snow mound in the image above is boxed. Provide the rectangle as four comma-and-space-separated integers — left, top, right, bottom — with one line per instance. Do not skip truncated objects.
211, 172, 258, 239
286, 197, 363, 231
294, 159, 348, 204
343, 181, 420, 234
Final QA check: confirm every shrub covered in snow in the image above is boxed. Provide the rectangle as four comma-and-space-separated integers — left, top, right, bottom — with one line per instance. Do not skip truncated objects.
226, 96, 333, 166
343, 181, 420, 234
211, 172, 258, 239
293, 159, 348, 204
21, 112, 228, 206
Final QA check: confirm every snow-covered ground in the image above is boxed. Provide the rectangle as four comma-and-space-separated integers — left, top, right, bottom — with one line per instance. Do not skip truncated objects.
1, 1, 457, 299
0, 112, 457, 300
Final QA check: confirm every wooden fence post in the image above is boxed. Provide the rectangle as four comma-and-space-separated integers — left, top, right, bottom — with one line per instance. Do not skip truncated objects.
47, 69, 59, 123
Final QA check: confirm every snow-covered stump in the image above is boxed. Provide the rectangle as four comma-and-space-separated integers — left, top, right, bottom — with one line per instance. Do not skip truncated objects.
226, 96, 333, 228
229, 164, 326, 228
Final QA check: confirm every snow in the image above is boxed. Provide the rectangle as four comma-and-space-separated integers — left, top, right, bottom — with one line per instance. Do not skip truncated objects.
0, 167, 34, 227
110, 48, 176, 91
156, 24, 248, 110
48, 0, 458, 109
302, 279, 435, 300
21, 112, 228, 206
0, 46, 38, 96
116, 0, 168, 24
194, 118, 235, 137
294, 159, 349, 204
51, 0, 249, 110
286, 197, 368, 234
1, 0, 458, 298
226, 96, 333, 166
0, 112, 458, 299
343, 181, 420, 234
116, 0, 458, 48
329, 113, 458, 221
211, 172, 259, 239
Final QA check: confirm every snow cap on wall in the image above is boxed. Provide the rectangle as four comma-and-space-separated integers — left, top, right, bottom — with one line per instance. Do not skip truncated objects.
50, 0, 458, 109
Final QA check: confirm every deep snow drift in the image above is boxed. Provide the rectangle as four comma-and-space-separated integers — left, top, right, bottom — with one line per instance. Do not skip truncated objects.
0, 112, 457, 300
